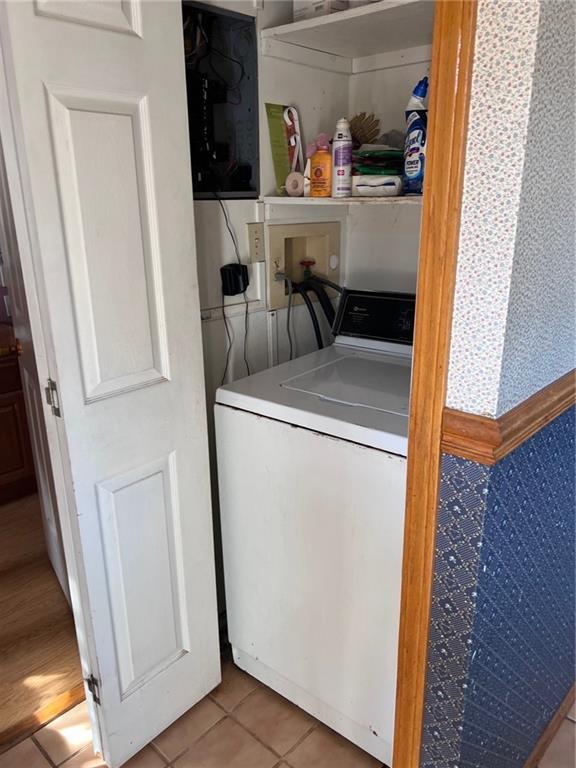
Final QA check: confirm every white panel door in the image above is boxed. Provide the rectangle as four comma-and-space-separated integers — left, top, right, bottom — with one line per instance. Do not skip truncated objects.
0, 3, 220, 766
0, 145, 69, 600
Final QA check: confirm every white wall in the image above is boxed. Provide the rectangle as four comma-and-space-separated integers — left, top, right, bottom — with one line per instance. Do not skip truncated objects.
345, 52, 429, 295
496, 0, 575, 415
195, 200, 260, 312
344, 204, 421, 293
446, 0, 539, 417
259, 59, 349, 196
446, 0, 575, 418
349, 58, 431, 140
195, 198, 342, 391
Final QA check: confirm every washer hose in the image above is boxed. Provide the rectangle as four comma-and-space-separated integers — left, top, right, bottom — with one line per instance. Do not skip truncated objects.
294, 284, 324, 350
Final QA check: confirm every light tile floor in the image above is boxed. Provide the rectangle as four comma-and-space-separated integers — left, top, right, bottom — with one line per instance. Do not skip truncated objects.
0, 662, 385, 768
0, 663, 573, 768
539, 702, 576, 768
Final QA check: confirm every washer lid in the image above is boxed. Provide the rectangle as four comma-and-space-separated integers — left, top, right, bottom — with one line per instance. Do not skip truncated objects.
281, 354, 410, 416
216, 345, 411, 455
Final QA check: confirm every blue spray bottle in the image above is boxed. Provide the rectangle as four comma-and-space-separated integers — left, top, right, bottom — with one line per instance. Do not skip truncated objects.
403, 76, 429, 194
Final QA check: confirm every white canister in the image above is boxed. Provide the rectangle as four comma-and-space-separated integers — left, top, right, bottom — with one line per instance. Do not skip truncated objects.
331, 118, 352, 198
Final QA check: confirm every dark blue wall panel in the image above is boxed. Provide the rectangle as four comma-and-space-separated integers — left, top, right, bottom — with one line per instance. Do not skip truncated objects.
421, 408, 575, 768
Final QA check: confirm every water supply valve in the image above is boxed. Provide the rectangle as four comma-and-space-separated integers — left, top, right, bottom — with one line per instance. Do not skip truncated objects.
299, 259, 316, 279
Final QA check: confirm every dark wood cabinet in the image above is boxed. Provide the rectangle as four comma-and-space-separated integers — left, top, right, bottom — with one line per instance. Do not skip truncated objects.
0, 353, 36, 503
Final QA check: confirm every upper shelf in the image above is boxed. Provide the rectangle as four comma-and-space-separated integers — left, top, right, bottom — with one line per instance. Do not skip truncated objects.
260, 196, 423, 206
261, 0, 435, 60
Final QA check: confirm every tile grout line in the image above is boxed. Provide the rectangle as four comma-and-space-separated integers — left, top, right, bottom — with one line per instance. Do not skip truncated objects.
210, 694, 285, 759
148, 740, 174, 767
147, 680, 260, 766
149, 740, 173, 764
151, 701, 236, 766
30, 735, 58, 768
225, 709, 284, 759
207, 679, 261, 714
210, 688, 320, 763
282, 722, 318, 762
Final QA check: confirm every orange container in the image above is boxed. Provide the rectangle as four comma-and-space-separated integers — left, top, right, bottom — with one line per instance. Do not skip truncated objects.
310, 146, 332, 197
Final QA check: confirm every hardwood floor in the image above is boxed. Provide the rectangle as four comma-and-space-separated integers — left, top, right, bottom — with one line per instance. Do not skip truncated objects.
0, 495, 84, 750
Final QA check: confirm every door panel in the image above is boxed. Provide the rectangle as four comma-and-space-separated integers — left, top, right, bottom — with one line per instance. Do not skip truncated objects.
97, 454, 191, 699
0, 2, 220, 765
46, 86, 170, 401
35, 0, 142, 36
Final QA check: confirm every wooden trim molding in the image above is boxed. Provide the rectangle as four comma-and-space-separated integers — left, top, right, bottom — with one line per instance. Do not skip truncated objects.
524, 684, 576, 768
392, 1, 478, 766
442, 369, 576, 465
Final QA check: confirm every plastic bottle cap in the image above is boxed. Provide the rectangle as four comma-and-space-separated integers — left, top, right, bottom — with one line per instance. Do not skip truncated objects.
413, 76, 429, 99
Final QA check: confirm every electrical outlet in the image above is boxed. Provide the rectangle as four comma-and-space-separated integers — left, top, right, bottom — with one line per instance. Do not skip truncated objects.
247, 222, 265, 263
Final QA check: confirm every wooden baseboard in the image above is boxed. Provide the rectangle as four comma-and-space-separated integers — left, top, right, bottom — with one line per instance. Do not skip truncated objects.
441, 369, 576, 465
524, 684, 575, 768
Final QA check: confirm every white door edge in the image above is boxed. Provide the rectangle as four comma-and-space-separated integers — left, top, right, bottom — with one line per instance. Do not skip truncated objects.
0, 16, 103, 751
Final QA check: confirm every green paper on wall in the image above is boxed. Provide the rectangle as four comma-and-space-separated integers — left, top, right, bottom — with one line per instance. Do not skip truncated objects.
266, 103, 291, 196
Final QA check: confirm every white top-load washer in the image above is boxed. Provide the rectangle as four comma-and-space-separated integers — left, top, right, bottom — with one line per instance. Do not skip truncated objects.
215, 290, 415, 766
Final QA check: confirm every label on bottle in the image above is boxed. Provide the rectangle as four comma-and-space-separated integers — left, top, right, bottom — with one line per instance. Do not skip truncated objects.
333, 142, 352, 196
311, 158, 331, 197
404, 110, 427, 193
333, 144, 352, 166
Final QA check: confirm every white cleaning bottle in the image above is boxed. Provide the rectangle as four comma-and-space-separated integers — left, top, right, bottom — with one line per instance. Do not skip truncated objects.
403, 76, 429, 194
332, 118, 352, 198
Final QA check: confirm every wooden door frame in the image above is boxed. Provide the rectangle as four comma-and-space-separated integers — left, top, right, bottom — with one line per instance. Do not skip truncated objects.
392, 1, 478, 765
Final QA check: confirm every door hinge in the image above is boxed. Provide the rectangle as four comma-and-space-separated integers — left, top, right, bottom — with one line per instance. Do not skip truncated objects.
85, 674, 101, 705
45, 378, 61, 417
